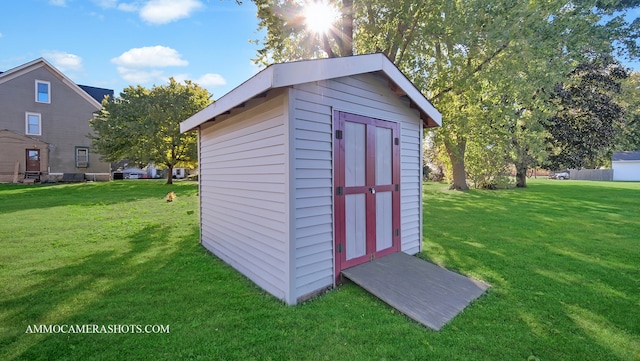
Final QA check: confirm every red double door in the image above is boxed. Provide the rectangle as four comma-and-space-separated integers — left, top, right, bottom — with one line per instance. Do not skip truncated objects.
334, 111, 400, 280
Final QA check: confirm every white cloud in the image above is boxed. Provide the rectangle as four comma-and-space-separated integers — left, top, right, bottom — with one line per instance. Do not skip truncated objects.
139, 0, 203, 25
116, 67, 166, 84
112, 46, 188, 68
97, 0, 202, 25
195, 73, 227, 87
117, 3, 138, 12
163, 73, 226, 89
42, 51, 84, 72
112, 46, 193, 86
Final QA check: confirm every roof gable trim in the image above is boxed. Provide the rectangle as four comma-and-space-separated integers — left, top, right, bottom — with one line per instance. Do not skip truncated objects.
181, 53, 441, 133
0, 129, 49, 145
0, 58, 102, 110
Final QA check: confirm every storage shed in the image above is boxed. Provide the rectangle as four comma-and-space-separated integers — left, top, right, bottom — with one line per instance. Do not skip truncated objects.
613, 151, 640, 181
180, 54, 442, 305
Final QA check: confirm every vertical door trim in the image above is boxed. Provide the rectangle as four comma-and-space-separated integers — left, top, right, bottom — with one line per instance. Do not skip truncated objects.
334, 111, 346, 282
334, 111, 400, 282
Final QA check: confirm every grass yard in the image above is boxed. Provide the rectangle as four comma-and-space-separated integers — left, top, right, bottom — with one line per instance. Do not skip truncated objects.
0, 179, 638, 360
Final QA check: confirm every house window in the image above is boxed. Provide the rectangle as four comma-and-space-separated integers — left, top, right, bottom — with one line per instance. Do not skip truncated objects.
36, 80, 51, 103
25, 112, 41, 135
76, 147, 89, 168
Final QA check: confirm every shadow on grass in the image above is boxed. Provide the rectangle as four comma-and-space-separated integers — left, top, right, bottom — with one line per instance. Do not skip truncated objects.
1, 222, 202, 360
2, 221, 435, 361
421, 180, 640, 361
2, 180, 639, 360
0, 181, 198, 215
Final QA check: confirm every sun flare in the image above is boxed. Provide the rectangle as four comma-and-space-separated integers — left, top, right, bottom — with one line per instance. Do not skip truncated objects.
304, 0, 340, 34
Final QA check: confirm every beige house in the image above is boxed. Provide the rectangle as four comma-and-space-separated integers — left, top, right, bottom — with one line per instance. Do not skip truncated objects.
0, 58, 112, 182
181, 54, 442, 304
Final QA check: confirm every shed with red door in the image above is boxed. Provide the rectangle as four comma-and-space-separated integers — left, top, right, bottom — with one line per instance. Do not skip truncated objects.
180, 53, 441, 305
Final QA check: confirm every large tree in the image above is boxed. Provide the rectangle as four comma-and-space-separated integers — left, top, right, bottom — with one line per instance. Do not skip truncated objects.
544, 55, 629, 170
250, 0, 640, 189
614, 71, 640, 152
252, 0, 353, 63
90, 78, 212, 184
382, 0, 635, 189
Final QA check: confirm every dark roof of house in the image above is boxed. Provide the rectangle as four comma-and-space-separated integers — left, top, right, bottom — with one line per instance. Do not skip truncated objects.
78, 85, 114, 103
612, 151, 640, 161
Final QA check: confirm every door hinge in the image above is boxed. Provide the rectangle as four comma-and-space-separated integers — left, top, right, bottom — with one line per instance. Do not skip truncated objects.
336, 186, 343, 196
395, 229, 400, 237
394, 137, 399, 145
395, 184, 399, 192
337, 243, 342, 253
336, 130, 343, 139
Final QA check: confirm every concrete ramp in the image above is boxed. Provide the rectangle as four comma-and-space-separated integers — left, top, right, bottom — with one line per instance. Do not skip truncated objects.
341, 252, 489, 330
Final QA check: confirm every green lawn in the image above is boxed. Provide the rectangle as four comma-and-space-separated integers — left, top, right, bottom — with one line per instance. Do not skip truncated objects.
0, 179, 638, 360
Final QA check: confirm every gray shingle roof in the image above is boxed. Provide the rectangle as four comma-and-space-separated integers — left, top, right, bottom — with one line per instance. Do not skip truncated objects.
612, 151, 640, 161
78, 85, 114, 103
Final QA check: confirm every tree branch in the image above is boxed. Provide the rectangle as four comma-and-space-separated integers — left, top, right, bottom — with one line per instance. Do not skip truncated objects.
432, 42, 510, 101
396, 7, 424, 65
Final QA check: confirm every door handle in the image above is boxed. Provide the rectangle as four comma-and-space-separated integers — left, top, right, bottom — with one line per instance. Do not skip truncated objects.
369, 187, 376, 194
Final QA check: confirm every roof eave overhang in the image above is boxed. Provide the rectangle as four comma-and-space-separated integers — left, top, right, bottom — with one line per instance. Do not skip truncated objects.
180, 53, 442, 133
0, 129, 50, 145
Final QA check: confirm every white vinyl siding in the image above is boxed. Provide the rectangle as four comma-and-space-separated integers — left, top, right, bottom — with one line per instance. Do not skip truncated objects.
291, 93, 335, 299
291, 72, 423, 299
194, 70, 426, 303
199, 95, 289, 301
399, 119, 423, 254
613, 161, 640, 181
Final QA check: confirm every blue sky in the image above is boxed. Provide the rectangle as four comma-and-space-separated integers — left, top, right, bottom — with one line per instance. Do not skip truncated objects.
1, 0, 638, 101
0, 0, 264, 99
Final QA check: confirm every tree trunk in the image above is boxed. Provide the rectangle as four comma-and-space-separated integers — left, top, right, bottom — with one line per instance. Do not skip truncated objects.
444, 139, 469, 191
515, 163, 527, 188
322, 33, 336, 58
340, 0, 353, 56
166, 164, 174, 185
